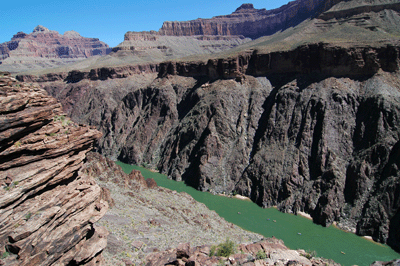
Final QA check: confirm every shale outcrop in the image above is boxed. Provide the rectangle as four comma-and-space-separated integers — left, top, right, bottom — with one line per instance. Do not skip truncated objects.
0, 73, 108, 265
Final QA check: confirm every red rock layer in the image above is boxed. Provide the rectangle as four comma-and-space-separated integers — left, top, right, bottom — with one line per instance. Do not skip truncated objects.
0, 25, 111, 61
0, 72, 108, 265
158, 0, 343, 39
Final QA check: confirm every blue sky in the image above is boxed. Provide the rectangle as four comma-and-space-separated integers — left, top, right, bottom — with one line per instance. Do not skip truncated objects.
1, 1, 288, 47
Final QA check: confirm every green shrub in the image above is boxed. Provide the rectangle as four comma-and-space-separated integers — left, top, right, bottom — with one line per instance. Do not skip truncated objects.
216, 238, 236, 257
54, 115, 72, 127
53, 115, 65, 122
256, 249, 267, 259
302, 250, 317, 259
25, 212, 32, 221
209, 245, 217, 257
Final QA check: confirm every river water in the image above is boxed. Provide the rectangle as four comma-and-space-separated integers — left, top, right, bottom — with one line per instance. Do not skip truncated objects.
117, 162, 399, 266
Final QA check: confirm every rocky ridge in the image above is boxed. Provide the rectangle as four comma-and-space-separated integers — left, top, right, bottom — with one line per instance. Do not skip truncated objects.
113, 32, 250, 64
157, 0, 400, 40
157, 1, 333, 39
0, 73, 108, 265
0, 25, 111, 73
0, 25, 111, 59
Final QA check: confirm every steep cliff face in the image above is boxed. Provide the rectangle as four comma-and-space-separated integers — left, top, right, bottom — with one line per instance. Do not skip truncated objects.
113, 31, 250, 65
158, 43, 400, 78
158, 0, 342, 39
0, 73, 108, 265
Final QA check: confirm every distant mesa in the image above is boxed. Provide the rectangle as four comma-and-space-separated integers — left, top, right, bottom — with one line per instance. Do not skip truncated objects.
0, 25, 112, 65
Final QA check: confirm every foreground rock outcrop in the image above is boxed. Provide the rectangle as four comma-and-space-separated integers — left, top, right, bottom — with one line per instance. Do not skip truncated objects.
0, 73, 108, 265
146, 238, 339, 266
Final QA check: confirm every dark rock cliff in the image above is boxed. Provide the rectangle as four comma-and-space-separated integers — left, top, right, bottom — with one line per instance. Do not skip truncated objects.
0, 73, 108, 265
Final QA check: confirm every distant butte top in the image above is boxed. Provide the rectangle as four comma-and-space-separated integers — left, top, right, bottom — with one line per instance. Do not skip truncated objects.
235, 3, 255, 12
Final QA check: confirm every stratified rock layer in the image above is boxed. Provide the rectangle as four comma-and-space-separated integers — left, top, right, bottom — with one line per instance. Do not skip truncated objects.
0, 25, 111, 60
0, 25, 112, 73
0, 73, 108, 265
158, 0, 342, 39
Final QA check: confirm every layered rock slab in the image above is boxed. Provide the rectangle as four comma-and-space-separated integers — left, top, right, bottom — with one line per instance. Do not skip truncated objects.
0, 73, 108, 265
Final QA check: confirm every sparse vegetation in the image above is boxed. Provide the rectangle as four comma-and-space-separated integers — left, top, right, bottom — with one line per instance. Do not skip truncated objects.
209, 245, 217, 257
46, 132, 57, 137
215, 238, 236, 257
14, 141, 21, 147
53, 115, 66, 122
1, 252, 9, 259
53, 115, 72, 127
25, 212, 32, 221
256, 249, 267, 259
302, 250, 317, 260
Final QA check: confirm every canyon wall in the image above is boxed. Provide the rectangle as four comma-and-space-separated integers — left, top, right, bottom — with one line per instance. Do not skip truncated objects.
34, 42, 400, 251
0, 73, 108, 265
158, 0, 342, 39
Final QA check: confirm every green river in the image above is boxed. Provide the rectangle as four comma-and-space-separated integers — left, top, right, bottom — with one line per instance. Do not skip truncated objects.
117, 162, 399, 266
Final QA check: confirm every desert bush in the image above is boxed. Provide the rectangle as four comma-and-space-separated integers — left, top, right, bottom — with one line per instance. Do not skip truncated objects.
209, 245, 217, 257
216, 238, 236, 257
256, 249, 267, 259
